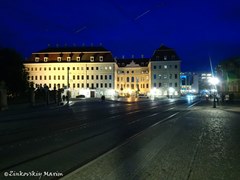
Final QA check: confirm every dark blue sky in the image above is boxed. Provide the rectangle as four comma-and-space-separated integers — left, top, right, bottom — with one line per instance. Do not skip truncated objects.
1, 0, 240, 72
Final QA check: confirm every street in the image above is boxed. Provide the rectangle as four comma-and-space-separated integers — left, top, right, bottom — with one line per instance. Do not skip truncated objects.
0, 97, 240, 179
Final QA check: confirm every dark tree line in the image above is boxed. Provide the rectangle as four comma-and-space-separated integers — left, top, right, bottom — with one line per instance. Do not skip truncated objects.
0, 48, 29, 95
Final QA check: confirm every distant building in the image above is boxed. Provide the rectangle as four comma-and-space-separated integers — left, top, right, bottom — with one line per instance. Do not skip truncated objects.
115, 59, 149, 96
180, 72, 199, 94
199, 72, 212, 93
24, 45, 181, 98
149, 45, 181, 97
24, 46, 116, 98
217, 57, 240, 98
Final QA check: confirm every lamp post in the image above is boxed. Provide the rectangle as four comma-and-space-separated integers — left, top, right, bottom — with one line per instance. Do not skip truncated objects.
209, 77, 220, 108
67, 67, 70, 105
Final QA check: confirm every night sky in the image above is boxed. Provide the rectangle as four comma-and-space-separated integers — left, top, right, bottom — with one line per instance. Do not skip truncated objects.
1, 0, 240, 72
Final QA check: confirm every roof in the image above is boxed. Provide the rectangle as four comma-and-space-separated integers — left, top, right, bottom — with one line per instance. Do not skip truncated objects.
116, 58, 149, 67
151, 45, 180, 61
36, 46, 109, 53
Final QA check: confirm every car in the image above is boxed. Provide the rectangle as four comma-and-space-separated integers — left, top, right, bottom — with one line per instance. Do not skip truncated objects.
76, 95, 85, 99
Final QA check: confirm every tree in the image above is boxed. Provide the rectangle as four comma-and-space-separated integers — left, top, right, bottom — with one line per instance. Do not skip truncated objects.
0, 48, 29, 95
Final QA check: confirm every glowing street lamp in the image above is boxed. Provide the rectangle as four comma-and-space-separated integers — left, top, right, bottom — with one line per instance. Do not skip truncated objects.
209, 77, 220, 108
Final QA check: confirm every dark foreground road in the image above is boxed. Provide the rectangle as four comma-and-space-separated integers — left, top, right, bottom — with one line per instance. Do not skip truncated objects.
0, 98, 239, 180
63, 100, 240, 180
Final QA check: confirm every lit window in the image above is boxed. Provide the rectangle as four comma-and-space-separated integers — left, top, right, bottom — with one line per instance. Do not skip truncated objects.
99, 56, 103, 62
105, 66, 107, 70
109, 66, 112, 70
44, 57, 48, 62
76, 57, 80, 61
164, 65, 167, 69
57, 57, 61, 62
164, 56, 167, 60
35, 57, 39, 62
90, 56, 94, 62
67, 57, 71, 61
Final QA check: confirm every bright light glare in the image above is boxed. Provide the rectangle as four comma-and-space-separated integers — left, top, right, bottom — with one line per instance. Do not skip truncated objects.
209, 77, 220, 85
168, 87, 175, 93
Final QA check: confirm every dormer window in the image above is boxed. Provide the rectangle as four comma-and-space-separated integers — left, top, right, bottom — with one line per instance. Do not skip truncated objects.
67, 57, 71, 62
35, 57, 39, 62
44, 57, 48, 62
90, 56, 94, 62
164, 56, 167, 60
99, 56, 103, 62
76, 57, 80, 61
57, 57, 61, 62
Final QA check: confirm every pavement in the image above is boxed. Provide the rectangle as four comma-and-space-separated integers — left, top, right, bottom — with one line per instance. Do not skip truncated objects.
62, 99, 240, 180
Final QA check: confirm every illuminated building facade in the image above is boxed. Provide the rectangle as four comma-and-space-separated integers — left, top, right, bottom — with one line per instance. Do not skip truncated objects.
24, 46, 116, 98
149, 45, 181, 97
115, 59, 149, 96
24, 45, 181, 98
180, 72, 199, 94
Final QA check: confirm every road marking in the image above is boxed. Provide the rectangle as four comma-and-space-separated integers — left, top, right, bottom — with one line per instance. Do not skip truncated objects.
109, 115, 121, 119
146, 112, 159, 118
166, 107, 175, 111
149, 112, 179, 129
126, 110, 141, 115
187, 101, 200, 109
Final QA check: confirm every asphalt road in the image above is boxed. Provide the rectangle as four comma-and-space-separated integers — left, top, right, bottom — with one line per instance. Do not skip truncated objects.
0, 97, 239, 179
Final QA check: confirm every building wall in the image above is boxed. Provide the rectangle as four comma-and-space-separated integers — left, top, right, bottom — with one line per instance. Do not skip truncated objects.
115, 63, 149, 96
25, 45, 181, 98
150, 61, 181, 96
25, 62, 115, 98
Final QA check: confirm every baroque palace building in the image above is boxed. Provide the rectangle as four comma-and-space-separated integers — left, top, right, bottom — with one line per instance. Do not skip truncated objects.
24, 45, 181, 98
